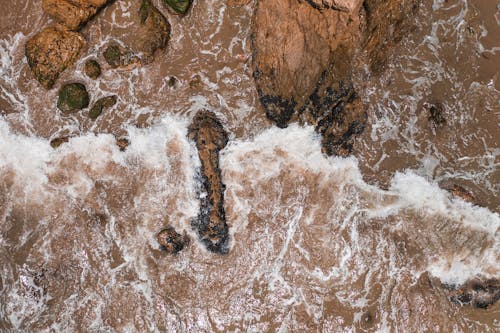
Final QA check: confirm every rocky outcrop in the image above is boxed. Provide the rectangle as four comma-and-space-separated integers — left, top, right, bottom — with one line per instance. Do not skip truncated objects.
57, 82, 89, 113
251, 0, 419, 156
163, 0, 191, 15
157, 226, 190, 254
84, 59, 101, 79
25, 26, 85, 89
89, 95, 117, 119
42, 0, 109, 30
444, 278, 499, 309
188, 111, 230, 254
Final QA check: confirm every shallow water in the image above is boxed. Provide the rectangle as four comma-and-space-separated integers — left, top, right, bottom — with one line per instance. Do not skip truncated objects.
0, 0, 499, 331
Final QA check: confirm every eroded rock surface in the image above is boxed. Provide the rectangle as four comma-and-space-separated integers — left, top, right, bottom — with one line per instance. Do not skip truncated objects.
42, 0, 109, 30
188, 111, 230, 254
25, 26, 85, 89
157, 226, 190, 254
252, 0, 419, 156
444, 278, 499, 309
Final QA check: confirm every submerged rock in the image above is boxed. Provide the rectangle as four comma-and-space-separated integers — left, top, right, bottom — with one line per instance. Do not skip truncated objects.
50, 136, 69, 148
188, 110, 230, 254
446, 184, 477, 205
57, 83, 89, 113
425, 102, 446, 126
163, 0, 191, 15
445, 278, 499, 309
138, 0, 171, 62
115, 137, 130, 151
25, 26, 85, 89
84, 59, 101, 79
103, 42, 140, 69
157, 226, 190, 254
89, 95, 117, 120
42, 0, 109, 30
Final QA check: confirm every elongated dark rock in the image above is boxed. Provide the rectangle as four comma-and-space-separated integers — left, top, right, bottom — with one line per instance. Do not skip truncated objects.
188, 110, 230, 254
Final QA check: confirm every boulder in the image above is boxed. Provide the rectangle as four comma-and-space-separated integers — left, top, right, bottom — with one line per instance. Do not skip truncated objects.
445, 278, 499, 309
25, 26, 85, 89
57, 83, 89, 113
88, 95, 117, 120
251, 0, 420, 156
188, 111, 230, 254
157, 226, 190, 254
41, 0, 109, 30
138, 0, 171, 62
84, 59, 101, 79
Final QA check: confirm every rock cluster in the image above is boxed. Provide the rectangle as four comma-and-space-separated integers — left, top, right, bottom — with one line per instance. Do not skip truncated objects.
252, 0, 420, 156
445, 278, 499, 309
188, 111, 230, 254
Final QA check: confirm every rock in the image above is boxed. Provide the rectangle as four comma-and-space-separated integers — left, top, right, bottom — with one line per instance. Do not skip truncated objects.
84, 59, 101, 79
138, 0, 171, 62
50, 136, 69, 148
103, 43, 140, 69
25, 26, 85, 89
57, 83, 89, 113
446, 185, 477, 205
168, 76, 177, 87
42, 0, 109, 30
157, 226, 190, 254
251, 0, 419, 156
445, 278, 499, 309
189, 74, 201, 88
116, 137, 130, 151
188, 110, 230, 254
425, 102, 446, 126
163, 0, 191, 15
88, 95, 117, 120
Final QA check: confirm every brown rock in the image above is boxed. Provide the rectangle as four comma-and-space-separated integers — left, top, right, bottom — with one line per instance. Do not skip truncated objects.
25, 26, 85, 89
42, 0, 109, 30
50, 136, 70, 148
446, 185, 477, 205
116, 137, 130, 151
251, 0, 419, 156
103, 42, 140, 69
88, 95, 117, 120
188, 110, 230, 254
157, 226, 190, 254
138, 0, 171, 63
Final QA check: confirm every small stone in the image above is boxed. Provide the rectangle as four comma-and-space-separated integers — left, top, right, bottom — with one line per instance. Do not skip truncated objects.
163, 0, 191, 14
157, 226, 189, 254
57, 83, 89, 113
426, 102, 446, 125
189, 74, 201, 88
168, 76, 177, 87
103, 43, 139, 69
84, 59, 101, 79
116, 137, 130, 151
89, 95, 117, 120
447, 185, 477, 205
50, 136, 69, 148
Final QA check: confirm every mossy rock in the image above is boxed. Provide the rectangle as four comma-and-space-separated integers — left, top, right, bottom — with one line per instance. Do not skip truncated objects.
57, 83, 89, 113
89, 95, 117, 120
103, 44, 122, 68
84, 59, 101, 79
163, 0, 191, 14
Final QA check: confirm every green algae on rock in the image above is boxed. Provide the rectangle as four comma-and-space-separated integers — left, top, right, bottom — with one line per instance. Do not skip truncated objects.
84, 59, 101, 79
138, 0, 171, 62
57, 83, 89, 113
163, 0, 191, 15
89, 95, 117, 120
103, 43, 139, 69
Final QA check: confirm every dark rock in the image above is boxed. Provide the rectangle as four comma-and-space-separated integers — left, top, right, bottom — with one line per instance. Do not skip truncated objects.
116, 137, 130, 151
84, 59, 101, 79
25, 26, 85, 89
50, 136, 69, 148
168, 76, 177, 87
163, 0, 191, 15
42, 0, 109, 31
57, 83, 89, 113
103, 43, 140, 69
89, 95, 117, 120
188, 110, 230, 254
157, 226, 190, 254
189, 74, 201, 88
445, 278, 499, 309
425, 102, 446, 126
446, 184, 477, 205
138, 0, 171, 62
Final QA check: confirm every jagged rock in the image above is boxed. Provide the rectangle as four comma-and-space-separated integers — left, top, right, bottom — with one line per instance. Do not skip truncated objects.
42, 0, 109, 30
25, 26, 85, 89
251, 0, 419, 156
84, 59, 101, 79
57, 83, 89, 113
50, 136, 69, 148
188, 110, 230, 254
445, 278, 499, 309
163, 0, 191, 15
89, 95, 117, 120
157, 226, 190, 254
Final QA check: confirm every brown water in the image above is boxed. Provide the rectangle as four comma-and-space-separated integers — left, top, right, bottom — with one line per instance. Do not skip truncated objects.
0, 0, 499, 331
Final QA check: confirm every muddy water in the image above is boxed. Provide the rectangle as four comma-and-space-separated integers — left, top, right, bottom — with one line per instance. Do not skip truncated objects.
0, 0, 499, 332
